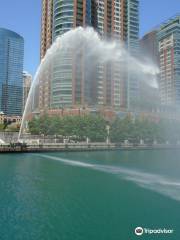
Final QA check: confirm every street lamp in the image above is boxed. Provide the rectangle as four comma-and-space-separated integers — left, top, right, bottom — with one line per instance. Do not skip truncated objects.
60, 96, 64, 115
106, 125, 110, 144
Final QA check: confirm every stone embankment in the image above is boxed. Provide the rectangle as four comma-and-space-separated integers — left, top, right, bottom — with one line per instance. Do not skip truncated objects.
0, 142, 179, 153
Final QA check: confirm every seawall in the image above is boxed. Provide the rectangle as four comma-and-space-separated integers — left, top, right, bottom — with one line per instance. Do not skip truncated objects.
0, 143, 180, 153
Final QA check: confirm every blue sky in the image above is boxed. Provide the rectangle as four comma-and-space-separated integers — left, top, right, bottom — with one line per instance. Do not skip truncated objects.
0, 0, 179, 76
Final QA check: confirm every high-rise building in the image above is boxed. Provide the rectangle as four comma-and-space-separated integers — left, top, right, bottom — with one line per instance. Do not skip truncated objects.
40, 0, 139, 111
40, 0, 53, 59
140, 30, 160, 110
40, 0, 92, 58
23, 72, 32, 111
40, 0, 93, 111
89, 0, 139, 109
157, 15, 180, 106
53, 0, 92, 39
123, 0, 139, 109
140, 30, 159, 65
0, 28, 24, 116
51, 0, 90, 109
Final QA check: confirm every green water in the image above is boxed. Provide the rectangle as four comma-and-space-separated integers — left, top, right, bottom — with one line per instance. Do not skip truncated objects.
0, 150, 180, 240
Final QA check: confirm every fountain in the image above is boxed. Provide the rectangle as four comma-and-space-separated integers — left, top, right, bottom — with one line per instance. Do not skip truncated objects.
19, 27, 159, 140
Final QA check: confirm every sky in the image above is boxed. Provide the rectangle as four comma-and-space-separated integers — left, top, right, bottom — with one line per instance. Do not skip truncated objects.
0, 0, 180, 77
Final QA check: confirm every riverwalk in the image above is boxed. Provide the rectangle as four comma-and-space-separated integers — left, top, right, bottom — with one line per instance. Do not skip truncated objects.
0, 142, 180, 153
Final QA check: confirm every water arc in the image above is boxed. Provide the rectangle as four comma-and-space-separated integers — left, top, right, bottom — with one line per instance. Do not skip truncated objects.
19, 27, 159, 140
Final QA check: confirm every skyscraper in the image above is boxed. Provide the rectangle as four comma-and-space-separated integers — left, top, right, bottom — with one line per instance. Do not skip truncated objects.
51, 0, 93, 109
40, 0, 139, 111
40, 0, 93, 58
23, 71, 32, 111
95, 0, 139, 109
157, 15, 180, 106
140, 30, 159, 65
40, 0, 53, 59
123, 0, 139, 109
40, 0, 94, 111
53, 0, 92, 40
0, 28, 24, 116
140, 30, 160, 110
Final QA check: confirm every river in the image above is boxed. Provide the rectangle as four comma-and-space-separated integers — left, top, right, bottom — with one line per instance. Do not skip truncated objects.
0, 150, 180, 239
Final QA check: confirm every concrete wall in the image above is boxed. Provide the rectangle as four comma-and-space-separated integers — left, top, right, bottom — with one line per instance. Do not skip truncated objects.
0, 132, 19, 143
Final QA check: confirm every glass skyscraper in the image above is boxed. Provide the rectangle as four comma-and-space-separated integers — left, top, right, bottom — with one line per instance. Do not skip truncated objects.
0, 28, 24, 116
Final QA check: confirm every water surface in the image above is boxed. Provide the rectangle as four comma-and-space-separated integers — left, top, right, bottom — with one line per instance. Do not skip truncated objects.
0, 150, 180, 239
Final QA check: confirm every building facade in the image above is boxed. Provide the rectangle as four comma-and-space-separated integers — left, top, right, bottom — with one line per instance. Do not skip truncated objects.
0, 112, 22, 125
41, 0, 53, 59
23, 72, 32, 111
0, 28, 24, 116
40, 0, 139, 111
124, 0, 139, 109
139, 30, 160, 110
157, 15, 180, 106
53, 0, 92, 39
140, 30, 159, 65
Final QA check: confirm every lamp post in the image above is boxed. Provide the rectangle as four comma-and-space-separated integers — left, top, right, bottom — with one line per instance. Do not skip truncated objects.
60, 96, 64, 116
106, 125, 110, 144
